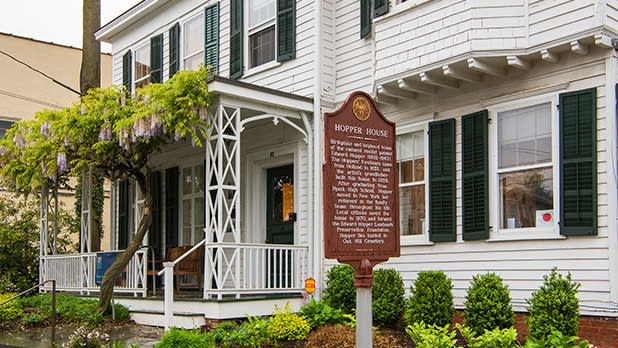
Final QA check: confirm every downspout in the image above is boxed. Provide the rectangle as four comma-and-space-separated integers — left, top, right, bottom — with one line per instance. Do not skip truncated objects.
313, 0, 323, 300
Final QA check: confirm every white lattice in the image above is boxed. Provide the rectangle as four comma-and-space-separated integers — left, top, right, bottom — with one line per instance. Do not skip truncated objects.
80, 169, 92, 253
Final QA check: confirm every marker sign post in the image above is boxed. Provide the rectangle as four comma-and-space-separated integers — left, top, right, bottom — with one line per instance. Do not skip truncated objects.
323, 91, 400, 348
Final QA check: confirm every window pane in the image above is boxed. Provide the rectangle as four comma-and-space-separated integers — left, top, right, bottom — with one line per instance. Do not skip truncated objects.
194, 164, 204, 193
183, 199, 192, 244
184, 16, 204, 58
500, 167, 553, 229
400, 160, 413, 183
184, 54, 204, 71
183, 168, 192, 195
499, 103, 551, 168
250, 0, 275, 26
271, 174, 293, 223
399, 185, 425, 235
414, 158, 424, 181
0, 120, 14, 139
249, 26, 275, 68
397, 131, 424, 184
134, 45, 150, 81
194, 197, 204, 242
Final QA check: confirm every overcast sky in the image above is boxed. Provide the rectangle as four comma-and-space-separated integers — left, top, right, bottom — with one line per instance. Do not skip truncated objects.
0, 0, 141, 52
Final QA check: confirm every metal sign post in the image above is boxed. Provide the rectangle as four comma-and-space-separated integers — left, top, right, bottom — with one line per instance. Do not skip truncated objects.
323, 91, 400, 348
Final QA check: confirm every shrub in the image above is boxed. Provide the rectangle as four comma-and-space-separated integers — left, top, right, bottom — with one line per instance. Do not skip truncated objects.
305, 324, 403, 348
406, 270, 454, 327
458, 323, 521, 348
62, 326, 109, 348
211, 316, 273, 347
527, 268, 581, 339
21, 312, 44, 326
524, 329, 589, 348
300, 297, 345, 329
323, 264, 356, 314
464, 272, 514, 335
156, 327, 207, 348
0, 293, 23, 320
405, 321, 457, 348
373, 268, 406, 327
268, 303, 311, 341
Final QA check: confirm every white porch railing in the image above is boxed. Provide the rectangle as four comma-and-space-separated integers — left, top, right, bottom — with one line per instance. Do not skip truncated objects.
40, 249, 148, 297
205, 243, 309, 299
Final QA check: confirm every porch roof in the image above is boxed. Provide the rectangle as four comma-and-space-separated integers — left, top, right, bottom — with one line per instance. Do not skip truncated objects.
206, 75, 315, 116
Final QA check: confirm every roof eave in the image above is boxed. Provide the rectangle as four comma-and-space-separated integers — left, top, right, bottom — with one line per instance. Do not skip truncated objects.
95, 0, 170, 42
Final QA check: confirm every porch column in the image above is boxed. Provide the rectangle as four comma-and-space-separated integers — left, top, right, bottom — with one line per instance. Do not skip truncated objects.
205, 103, 241, 299
80, 168, 92, 253
40, 185, 59, 286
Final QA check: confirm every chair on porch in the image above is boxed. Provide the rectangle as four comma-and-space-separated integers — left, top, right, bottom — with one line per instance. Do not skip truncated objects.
167, 246, 204, 292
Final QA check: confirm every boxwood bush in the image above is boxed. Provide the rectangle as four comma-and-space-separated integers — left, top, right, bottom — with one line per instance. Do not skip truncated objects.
405, 270, 454, 327
527, 268, 581, 339
372, 268, 405, 327
464, 272, 514, 335
322, 264, 356, 314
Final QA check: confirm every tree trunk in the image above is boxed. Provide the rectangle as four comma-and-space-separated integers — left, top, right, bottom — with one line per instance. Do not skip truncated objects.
81, 0, 101, 94
97, 174, 151, 314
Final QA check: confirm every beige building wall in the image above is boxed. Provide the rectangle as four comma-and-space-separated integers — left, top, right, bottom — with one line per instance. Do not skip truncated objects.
0, 32, 113, 251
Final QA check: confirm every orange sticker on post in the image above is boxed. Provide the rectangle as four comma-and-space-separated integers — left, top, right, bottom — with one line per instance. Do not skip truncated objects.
305, 278, 316, 293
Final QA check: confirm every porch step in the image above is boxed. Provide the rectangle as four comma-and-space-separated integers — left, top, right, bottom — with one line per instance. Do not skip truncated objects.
129, 309, 206, 329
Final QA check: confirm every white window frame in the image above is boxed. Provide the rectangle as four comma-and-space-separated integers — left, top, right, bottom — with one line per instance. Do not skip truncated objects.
133, 42, 151, 92
182, 12, 205, 71
487, 93, 562, 241
179, 161, 205, 246
244, 0, 280, 75
396, 120, 432, 246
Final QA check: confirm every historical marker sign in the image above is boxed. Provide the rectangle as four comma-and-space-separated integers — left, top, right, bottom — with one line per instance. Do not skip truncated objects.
323, 91, 400, 285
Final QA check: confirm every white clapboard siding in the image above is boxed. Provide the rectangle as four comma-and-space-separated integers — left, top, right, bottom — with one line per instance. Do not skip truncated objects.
529, 0, 597, 46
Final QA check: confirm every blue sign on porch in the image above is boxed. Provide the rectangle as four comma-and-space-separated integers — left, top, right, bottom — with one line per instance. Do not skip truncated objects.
95, 252, 118, 286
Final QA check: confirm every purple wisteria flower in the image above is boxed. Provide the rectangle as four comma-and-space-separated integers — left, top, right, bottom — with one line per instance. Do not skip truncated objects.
57, 152, 67, 173
40, 121, 51, 137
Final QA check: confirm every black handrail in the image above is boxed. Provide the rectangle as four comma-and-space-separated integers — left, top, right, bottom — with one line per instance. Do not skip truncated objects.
0, 280, 56, 345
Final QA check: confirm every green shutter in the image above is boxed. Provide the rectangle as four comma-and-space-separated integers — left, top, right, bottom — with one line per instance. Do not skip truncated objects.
149, 171, 163, 259
150, 34, 163, 83
360, 0, 371, 39
560, 88, 597, 236
277, 0, 295, 62
118, 179, 130, 250
374, 0, 389, 17
429, 119, 456, 242
165, 167, 179, 249
462, 110, 489, 240
229, 0, 243, 79
169, 23, 180, 77
122, 50, 132, 94
205, 3, 220, 74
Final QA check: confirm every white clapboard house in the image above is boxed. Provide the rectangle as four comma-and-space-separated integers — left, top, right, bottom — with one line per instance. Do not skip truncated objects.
38, 0, 618, 328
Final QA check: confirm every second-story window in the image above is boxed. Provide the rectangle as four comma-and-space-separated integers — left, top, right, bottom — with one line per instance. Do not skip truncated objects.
398, 131, 425, 236
249, 0, 276, 68
134, 44, 150, 90
184, 14, 205, 71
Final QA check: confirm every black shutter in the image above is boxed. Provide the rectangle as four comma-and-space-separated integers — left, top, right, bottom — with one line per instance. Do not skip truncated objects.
360, 0, 371, 39
205, 3, 220, 74
229, 0, 243, 79
122, 50, 132, 94
118, 179, 130, 250
374, 0, 389, 17
429, 119, 456, 242
150, 34, 163, 83
168, 23, 180, 77
149, 171, 163, 258
165, 167, 179, 249
276, 0, 295, 62
462, 110, 489, 240
560, 88, 597, 236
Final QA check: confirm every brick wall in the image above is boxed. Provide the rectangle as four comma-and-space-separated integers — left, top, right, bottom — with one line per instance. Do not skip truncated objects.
454, 310, 618, 348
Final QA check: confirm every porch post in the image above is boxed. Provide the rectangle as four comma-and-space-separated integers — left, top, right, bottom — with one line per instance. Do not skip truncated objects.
205, 102, 241, 298
80, 168, 92, 253
163, 262, 174, 331
39, 185, 48, 287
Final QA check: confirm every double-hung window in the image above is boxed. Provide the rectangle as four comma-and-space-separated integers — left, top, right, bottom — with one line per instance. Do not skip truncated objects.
0, 120, 14, 139
248, 0, 276, 69
134, 44, 151, 90
493, 101, 557, 233
181, 164, 205, 245
184, 14, 205, 71
397, 130, 427, 238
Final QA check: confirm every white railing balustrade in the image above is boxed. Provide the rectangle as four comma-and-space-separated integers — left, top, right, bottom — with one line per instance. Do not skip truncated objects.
205, 243, 308, 299
40, 249, 148, 297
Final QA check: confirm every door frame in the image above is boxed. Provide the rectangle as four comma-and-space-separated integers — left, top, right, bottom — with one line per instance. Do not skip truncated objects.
245, 143, 298, 244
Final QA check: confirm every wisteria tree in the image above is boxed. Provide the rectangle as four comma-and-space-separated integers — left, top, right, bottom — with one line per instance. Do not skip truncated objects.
0, 67, 212, 313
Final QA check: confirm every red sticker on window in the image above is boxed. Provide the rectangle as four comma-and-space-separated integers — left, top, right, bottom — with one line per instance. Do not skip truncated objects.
543, 213, 552, 222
